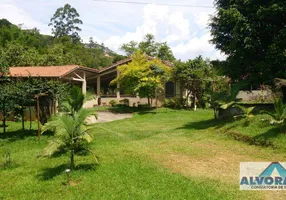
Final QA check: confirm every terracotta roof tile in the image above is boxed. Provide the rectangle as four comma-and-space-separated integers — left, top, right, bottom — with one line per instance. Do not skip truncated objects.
9, 65, 97, 77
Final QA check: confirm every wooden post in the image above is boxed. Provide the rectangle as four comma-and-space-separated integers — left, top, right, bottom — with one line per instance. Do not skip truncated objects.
116, 70, 120, 99
97, 76, 101, 97
36, 95, 41, 141
35, 93, 48, 141
82, 71, 87, 94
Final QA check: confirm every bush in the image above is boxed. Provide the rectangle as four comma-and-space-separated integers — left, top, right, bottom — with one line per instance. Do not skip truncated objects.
109, 100, 117, 107
164, 97, 182, 109
119, 98, 129, 107
138, 104, 150, 109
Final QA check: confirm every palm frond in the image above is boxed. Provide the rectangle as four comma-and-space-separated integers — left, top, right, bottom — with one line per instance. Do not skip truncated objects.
41, 139, 65, 157
220, 101, 235, 110
84, 148, 99, 164
77, 131, 93, 143
75, 109, 97, 127
246, 107, 255, 115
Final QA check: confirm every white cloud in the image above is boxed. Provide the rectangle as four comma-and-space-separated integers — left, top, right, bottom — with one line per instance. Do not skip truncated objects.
172, 32, 225, 60
105, 5, 171, 51
0, 2, 50, 34
104, 4, 223, 61
0, 0, 224, 60
105, 5, 190, 51
194, 12, 211, 29
164, 12, 190, 43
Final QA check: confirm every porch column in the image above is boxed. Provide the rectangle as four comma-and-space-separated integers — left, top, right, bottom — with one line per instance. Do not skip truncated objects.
97, 76, 101, 97
82, 71, 87, 94
116, 70, 120, 99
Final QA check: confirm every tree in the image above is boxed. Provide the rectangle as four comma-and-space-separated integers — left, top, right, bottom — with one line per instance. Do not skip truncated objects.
0, 48, 8, 75
41, 108, 97, 170
210, 0, 286, 86
49, 3, 83, 42
138, 34, 158, 57
0, 18, 120, 69
87, 37, 98, 49
41, 86, 97, 170
157, 42, 175, 62
173, 57, 218, 110
0, 82, 15, 134
63, 86, 85, 116
2, 43, 42, 66
112, 50, 171, 106
120, 34, 175, 61
120, 40, 138, 56
42, 43, 81, 66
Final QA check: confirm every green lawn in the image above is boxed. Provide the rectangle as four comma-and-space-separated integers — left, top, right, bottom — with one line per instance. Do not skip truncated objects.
1, 109, 286, 200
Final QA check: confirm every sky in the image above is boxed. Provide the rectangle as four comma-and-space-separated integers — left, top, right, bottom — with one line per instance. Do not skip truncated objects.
0, 0, 225, 61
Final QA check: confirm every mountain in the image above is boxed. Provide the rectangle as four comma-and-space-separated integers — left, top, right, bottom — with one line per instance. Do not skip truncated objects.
0, 19, 126, 68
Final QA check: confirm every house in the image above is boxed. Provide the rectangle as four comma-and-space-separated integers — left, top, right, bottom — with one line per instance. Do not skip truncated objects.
9, 58, 182, 107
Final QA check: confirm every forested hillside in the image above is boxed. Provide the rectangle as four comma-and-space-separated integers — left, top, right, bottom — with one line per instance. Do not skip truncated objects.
0, 18, 125, 69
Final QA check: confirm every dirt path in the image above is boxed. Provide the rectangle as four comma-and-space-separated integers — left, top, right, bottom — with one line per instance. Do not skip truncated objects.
86, 111, 133, 124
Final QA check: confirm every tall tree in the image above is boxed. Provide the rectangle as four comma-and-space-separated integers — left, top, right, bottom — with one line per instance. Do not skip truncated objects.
210, 0, 286, 86
173, 57, 218, 110
120, 40, 138, 56
120, 34, 175, 61
112, 50, 171, 106
49, 3, 83, 42
138, 34, 158, 57
157, 42, 175, 62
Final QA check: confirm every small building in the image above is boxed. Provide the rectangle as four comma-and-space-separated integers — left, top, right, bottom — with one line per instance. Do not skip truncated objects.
9, 58, 182, 107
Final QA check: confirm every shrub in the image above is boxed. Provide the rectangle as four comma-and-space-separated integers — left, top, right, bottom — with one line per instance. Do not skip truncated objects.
138, 104, 150, 109
119, 98, 129, 107
261, 98, 286, 132
164, 97, 182, 109
109, 100, 117, 107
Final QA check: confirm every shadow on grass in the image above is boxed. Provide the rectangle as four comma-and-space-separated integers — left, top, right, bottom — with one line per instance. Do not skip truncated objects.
0, 124, 8, 128
220, 126, 282, 148
251, 127, 281, 147
176, 118, 228, 131
38, 163, 98, 181
0, 129, 54, 142
108, 106, 155, 114
38, 164, 67, 180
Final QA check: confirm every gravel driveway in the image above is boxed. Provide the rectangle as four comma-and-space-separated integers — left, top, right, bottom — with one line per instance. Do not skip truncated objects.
86, 111, 133, 124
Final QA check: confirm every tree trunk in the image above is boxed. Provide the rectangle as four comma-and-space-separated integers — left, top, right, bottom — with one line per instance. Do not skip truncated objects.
21, 106, 25, 131
54, 99, 57, 115
194, 94, 197, 111
3, 102, 6, 134
214, 107, 218, 119
179, 83, 184, 104
70, 151, 75, 170
186, 91, 191, 109
3, 118, 6, 134
29, 106, 32, 130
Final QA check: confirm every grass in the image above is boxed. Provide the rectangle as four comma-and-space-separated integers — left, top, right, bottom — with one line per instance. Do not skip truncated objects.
1, 109, 286, 199
218, 113, 286, 149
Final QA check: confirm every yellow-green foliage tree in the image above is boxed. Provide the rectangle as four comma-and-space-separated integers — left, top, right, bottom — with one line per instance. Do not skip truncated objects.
112, 50, 171, 106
